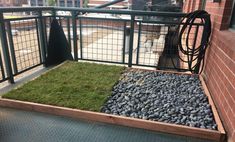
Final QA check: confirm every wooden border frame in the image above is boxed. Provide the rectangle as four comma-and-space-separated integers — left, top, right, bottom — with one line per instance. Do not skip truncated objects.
199, 75, 226, 141
0, 97, 225, 142
0, 65, 226, 142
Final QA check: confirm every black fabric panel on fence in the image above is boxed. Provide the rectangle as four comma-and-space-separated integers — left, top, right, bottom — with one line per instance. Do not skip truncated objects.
45, 19, 73, 67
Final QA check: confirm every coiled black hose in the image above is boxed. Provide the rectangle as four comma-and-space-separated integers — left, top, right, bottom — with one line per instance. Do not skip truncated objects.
173, 10, 211, 74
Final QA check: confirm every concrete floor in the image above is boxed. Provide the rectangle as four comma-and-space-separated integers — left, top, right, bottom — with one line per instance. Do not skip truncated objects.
0, 107, 214, 142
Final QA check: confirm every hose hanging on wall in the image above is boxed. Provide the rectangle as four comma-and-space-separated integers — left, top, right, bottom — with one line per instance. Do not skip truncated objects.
173, 10, 211, 74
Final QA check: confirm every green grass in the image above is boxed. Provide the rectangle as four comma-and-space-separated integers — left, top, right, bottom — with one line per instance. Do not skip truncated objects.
3, 61, 125, 111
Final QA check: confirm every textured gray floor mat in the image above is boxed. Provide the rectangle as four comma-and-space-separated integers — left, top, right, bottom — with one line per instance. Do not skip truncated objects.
0, 107, 214, 142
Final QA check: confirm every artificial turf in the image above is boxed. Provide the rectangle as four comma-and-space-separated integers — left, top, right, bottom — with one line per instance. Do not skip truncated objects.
3, 61, 124, 111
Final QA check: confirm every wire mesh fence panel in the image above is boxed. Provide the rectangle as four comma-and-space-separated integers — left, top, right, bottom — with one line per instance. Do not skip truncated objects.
44, 16, 52, 39
79, 17, 126, 63
134, 17, 205, 71
54, 16, 73, 52
134, 22, 167, 67
44, 16, 54, 56
0, 41, 7, 83
7, 18, 42, 74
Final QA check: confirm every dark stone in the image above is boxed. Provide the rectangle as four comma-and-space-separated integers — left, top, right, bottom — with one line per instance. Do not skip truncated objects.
101, 70, 217, 130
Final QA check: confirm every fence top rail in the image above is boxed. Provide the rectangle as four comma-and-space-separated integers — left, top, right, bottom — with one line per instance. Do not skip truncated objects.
54, 7, 187, 17
0, 7, 208, 18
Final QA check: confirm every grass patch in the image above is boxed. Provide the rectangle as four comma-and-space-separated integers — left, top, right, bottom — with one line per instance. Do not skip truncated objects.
3, 61, 124, 111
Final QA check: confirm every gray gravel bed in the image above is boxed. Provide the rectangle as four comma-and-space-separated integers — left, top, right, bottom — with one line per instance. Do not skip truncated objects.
101, 69, 217, 130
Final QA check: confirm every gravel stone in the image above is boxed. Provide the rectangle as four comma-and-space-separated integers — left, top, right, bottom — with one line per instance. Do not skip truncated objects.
101, 69, 217, 130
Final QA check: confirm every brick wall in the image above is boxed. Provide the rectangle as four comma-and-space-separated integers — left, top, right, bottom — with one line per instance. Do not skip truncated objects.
183, 0, 235, 142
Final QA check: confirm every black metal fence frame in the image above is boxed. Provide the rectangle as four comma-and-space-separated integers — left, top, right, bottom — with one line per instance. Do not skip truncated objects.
0, 7, 208, 83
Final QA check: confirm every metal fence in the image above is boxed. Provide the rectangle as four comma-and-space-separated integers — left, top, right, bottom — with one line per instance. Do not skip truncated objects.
0, 7, 207, 83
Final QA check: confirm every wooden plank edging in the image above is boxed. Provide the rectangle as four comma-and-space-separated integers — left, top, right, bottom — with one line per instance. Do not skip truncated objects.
128, 67, 194, 76
199, 75, 226, 142
0, 98, 224, 142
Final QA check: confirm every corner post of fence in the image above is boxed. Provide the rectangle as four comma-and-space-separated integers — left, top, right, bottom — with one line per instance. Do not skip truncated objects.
52, 8, 56, 19
79, 17, 83, 60
128, 14, 135, 67
122, 22, 127, 63
0, 13, 14, 83
6, 21, 17, 74
135, 21, 142, 65
38, 10, 47, 66
72, 11, 78, 61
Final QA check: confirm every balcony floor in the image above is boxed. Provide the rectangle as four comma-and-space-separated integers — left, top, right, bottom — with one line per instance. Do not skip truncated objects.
0, 107, 214, 142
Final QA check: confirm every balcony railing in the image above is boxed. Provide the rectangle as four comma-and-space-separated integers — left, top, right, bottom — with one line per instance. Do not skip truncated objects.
0, 7, 208, 83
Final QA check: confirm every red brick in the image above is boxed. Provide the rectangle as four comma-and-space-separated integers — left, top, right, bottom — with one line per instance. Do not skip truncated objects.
211, 56, 235, 103
184, 1, 235, 140
231, 131, 235, 142
226, 108, 235, 128
212, 49, 235, 86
